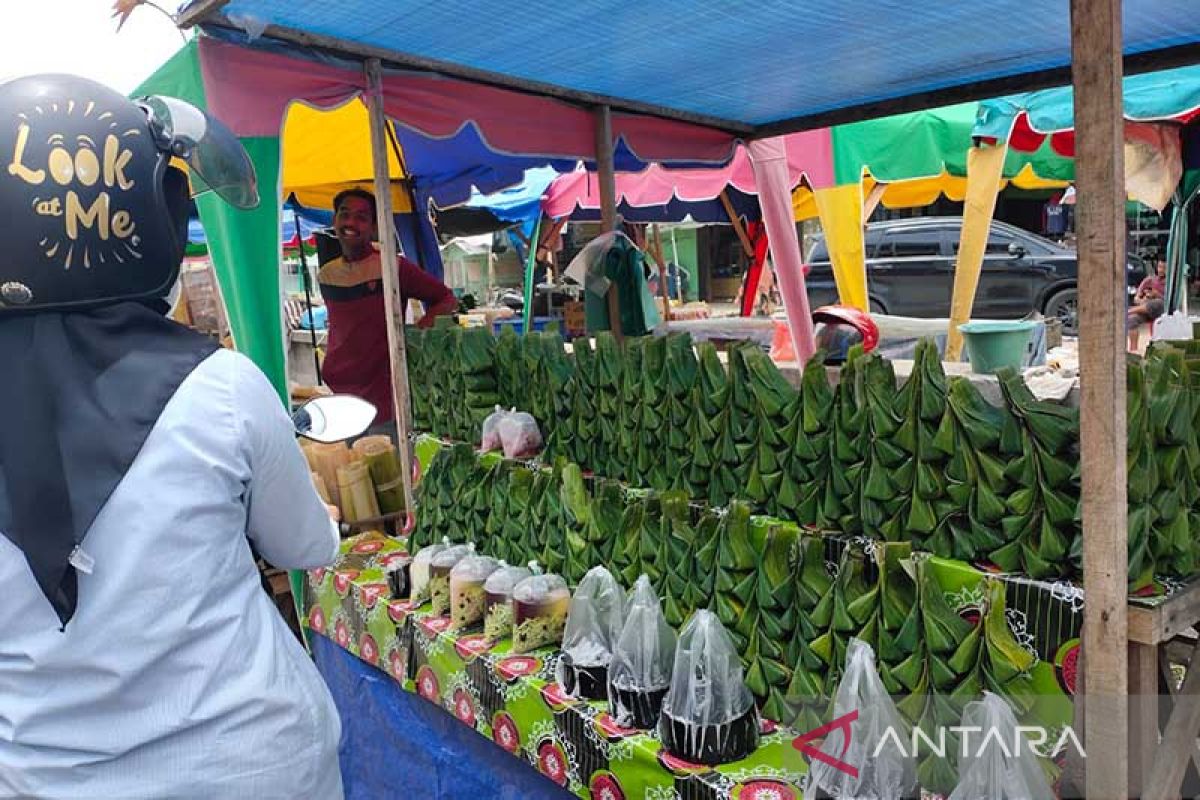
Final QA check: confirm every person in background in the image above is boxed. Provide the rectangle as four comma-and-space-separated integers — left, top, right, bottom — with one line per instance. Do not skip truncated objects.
1128, 256, 1168, 351
319, 188, 457, 434
0, 74, 343, 799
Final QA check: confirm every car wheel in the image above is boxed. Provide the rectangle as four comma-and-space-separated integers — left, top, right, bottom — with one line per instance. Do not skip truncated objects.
868, 298, 886, 315
1043, 288, 1079, 336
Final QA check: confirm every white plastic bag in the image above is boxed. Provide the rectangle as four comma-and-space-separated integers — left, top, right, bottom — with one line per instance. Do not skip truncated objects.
660, 609, 760, 765
480, 405, 508, 452
804, 638, 916, 800
558, 566, 625, 699
498, 410, 543, 459
948, 692, 1055, 800
608, 574, 677, 728
1152, 309, 1192, 342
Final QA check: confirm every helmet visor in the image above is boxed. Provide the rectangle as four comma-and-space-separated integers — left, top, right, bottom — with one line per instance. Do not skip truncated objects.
138, 95, 259, 210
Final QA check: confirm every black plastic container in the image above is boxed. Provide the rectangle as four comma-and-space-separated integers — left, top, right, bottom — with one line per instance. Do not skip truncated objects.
608, 682, 669, 730
386, 559, 411, 600
658, 704, 760, 766
559, 653, 609, 701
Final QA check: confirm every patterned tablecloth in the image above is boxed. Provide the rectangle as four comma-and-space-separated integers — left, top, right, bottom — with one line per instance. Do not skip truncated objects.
304, 532, 811, 800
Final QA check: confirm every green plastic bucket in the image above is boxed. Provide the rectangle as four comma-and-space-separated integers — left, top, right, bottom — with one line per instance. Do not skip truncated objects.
957, 320, 1038, 374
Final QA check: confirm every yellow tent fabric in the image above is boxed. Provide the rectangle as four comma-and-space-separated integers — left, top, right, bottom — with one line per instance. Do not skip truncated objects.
812, 183, 868, 311
792, 165, 1068, 220
281, 99, 412, 212
946, 144, 1010, 360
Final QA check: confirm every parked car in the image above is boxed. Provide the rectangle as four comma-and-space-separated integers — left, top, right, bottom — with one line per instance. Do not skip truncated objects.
803, 217, 1144, 334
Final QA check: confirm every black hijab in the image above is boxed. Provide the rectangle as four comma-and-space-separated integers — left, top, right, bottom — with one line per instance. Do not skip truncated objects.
0, 301, 217, 627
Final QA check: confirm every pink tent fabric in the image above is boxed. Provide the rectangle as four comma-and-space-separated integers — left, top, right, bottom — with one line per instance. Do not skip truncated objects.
541, 129, 834, 217
197, 37, 738, 164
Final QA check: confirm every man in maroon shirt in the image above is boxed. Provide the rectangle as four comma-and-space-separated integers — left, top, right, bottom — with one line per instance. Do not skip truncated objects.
318, 189, 457, 428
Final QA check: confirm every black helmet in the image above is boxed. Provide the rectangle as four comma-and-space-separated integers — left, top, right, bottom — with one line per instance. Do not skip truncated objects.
0, 74, 258, 313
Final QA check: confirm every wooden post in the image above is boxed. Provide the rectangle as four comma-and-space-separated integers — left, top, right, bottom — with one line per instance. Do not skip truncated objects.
650, 223, 672, 323
595, 105, 622, 341
365, 58, 416, 516
719, 189, 756, 259
1070, 1, 1129, 797
863, 181, 887, 220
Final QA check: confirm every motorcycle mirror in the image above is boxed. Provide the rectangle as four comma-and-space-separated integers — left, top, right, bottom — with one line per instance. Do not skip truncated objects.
293, 395, 377, 443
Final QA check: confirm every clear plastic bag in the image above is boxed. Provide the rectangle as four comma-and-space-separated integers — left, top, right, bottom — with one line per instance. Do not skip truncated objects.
427, 542, 473, 615
449, 553, 500, 630
660, 609, 760, 765
804, 638, 916, 800
608, 574, 677, 728
409, 538, 451, 604
558, 566, 625, 699
948, 692, 1055, 800
511, 566, 570, 654
498, 411, 543, 459
480, 405, 508, 452
482, 561, 532, 644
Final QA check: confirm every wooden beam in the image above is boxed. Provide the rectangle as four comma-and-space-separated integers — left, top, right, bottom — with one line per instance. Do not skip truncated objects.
1070, 1, 1129, 798
863, 182, 887, 220
1129, 643, 1159, 796
651, 224, 672, 323
200, 16, 751, 136
175, 0, 232, 28
1129, 586, 1200, 645
595, 105, 622, 342
364, 58, 416, 516
1146, 641, 1200, 800
719, 190, 755, 259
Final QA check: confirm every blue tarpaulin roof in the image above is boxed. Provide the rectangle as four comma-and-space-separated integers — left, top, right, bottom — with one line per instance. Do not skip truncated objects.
182, 0, 1200, 134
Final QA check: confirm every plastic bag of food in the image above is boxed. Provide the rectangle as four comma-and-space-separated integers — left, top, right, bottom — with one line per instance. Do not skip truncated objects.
409, 538, 451, 605
660, 609, 760, 766
557, 566, 626, 700
608, 574, 677, 728
511, 566, 570, 654
429, 542, 475, 616
948, 692, 1055, 800
804, 638, 916, 800
480, 405, 508, 452
498, 410, 543, 460
449, 552, 501, 630
483, 560, 533, 644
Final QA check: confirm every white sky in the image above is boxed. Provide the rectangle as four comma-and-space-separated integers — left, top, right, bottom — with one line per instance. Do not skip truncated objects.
0, 0, 190, 93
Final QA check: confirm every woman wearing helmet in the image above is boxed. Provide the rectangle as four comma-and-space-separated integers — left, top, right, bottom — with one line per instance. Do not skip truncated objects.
0, 75, 342, 798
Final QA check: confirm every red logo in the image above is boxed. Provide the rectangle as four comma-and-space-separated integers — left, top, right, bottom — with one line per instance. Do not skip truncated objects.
791, 710, 859, 779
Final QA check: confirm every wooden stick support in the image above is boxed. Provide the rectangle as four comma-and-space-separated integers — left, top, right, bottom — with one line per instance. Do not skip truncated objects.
594, 105, 623, 342
1070, 1, 1129, 796
720, 189, 755, 259
364, 58, 416, 516
652, 224, 672, 322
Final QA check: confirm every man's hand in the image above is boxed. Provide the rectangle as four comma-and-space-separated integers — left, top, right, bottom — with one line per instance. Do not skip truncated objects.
325, 503, 341, 523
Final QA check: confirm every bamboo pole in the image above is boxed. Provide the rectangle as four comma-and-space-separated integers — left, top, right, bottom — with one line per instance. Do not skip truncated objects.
1069, 1, 1128, 797
364, 58, 416, 517
595, 105, 623, 342
719, 189, 755, 259
650, 223, 672, 323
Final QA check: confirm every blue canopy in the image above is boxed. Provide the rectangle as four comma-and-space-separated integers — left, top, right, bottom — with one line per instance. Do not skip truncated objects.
182, 0, 1200, 134
186, 207, 327, 246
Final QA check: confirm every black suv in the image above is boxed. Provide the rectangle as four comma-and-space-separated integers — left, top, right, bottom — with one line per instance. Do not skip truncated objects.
803, 217, 1143, 334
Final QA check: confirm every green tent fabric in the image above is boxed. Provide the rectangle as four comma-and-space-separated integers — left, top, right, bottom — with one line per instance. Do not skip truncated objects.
831, 102, 1074, 184
134, 40, 288, 401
